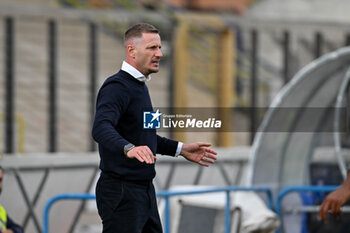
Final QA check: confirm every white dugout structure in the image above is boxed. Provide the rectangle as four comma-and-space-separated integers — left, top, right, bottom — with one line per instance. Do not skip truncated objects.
248, 46, 350, 194
248, 46, 350, 233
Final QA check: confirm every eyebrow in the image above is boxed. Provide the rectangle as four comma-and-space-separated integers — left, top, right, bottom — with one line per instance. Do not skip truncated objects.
146, 44, 161, 48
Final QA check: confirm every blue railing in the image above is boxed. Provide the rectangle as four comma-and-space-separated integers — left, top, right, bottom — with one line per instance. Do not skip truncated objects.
44, 185, 342, 233
43, 193, 96, 233
275, 185, 339, 233
43, 186, 273, 233
275, 185, 338, 215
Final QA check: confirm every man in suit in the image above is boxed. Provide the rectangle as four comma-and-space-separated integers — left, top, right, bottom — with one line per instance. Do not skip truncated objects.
92, 22, 217, 233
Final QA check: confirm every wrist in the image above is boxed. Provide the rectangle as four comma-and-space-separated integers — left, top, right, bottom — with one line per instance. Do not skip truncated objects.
124, 143, 135, 156
175, 142, 183, 157
180, 143, 190, 156
343, 181, 350, 191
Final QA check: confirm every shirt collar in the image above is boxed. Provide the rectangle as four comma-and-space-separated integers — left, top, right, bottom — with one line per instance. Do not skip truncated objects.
121, 61, 151, 82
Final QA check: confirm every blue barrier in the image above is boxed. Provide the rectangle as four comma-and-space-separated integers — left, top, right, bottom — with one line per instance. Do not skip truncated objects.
43, 186, 273, 233
43, 193, 96, 233
276, 185, 339, 215
275, 185, 339, 233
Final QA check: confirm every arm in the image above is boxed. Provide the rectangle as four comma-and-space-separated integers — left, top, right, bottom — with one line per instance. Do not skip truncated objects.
156, 135, 178, 156
318, 172, 350, 222
180, 142, 217, 167
4, 215, 23, 233
126, 135, 178, 164
92, 83, 130, 153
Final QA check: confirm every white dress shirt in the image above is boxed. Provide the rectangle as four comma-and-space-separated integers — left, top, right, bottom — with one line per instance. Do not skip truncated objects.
121, 61, 151, 82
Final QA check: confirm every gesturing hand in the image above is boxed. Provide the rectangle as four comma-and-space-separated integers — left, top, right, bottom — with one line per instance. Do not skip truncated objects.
318, 183, 350, 222
126, 145, 156, 164
180, 142, 217, 167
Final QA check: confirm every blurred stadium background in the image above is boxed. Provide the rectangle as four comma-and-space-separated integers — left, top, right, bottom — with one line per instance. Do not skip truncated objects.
1, 0, 350, 232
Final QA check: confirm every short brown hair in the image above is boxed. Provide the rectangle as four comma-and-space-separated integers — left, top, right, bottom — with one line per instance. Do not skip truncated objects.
124, 23, 159, 44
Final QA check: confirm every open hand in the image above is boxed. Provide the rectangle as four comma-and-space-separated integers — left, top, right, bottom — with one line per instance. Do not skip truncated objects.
180, 142, 217, 167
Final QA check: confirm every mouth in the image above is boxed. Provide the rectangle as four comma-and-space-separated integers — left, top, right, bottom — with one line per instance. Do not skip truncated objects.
152, 60, 160, 66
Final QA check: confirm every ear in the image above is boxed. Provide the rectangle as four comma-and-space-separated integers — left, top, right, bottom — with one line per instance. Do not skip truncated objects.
127, 45, 136, 58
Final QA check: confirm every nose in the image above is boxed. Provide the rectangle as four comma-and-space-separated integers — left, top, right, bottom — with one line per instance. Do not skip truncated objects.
156, 48, 163, 57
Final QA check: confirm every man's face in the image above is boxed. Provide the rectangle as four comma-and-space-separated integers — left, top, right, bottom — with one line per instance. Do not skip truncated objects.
133, 33, 163, 76
0, 169, 3, 195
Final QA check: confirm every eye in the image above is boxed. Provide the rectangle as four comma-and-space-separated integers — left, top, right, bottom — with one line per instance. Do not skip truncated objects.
148, 45, 161, 50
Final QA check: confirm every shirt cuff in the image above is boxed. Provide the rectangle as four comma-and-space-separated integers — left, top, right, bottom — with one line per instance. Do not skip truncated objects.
175, 142, 183, 157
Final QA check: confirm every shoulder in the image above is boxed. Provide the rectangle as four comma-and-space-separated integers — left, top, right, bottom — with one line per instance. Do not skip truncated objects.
95, 72, 130, 103
102, 71, 129, 89
99, 71, 135, 97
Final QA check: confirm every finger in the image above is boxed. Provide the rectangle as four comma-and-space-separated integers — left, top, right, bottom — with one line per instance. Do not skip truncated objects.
334, 203, 342, 219
199, 156, 216, 166
202, 156, 215, 164
319, 202, 330, 222
322, 209, 329, 223
144, 146, 157, 162
318, 205, 324, 221
205, 148, 217, 155
331, 202, 339, 217
145, 146, 153, 156
137, 150, 148, 163
198, 160, 209, 167
145, 147, 156, 163
205, 153, 217, 160
149, 154, 155, 163
339, 205, 343, 217
197, 142, 212, 147
134, 152, 145, 163
140, 149, 153, 164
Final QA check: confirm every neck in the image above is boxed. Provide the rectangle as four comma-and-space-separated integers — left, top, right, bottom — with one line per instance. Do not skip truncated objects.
124, 59, 149, 77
